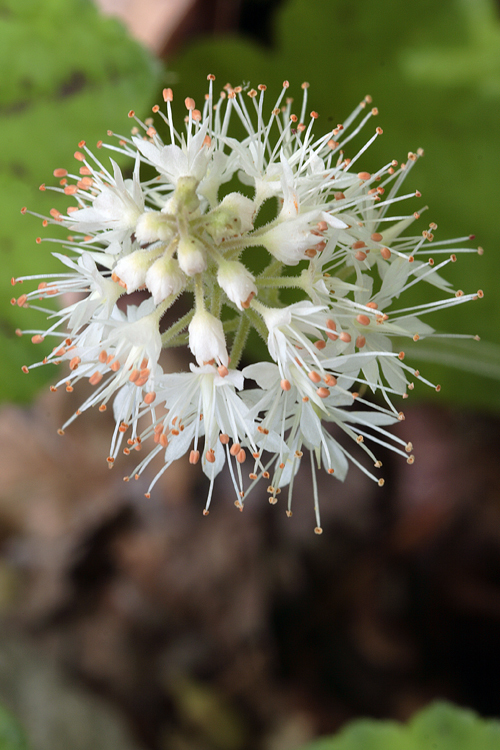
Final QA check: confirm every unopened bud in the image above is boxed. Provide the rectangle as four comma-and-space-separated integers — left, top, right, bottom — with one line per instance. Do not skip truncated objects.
217, 260, 257, 310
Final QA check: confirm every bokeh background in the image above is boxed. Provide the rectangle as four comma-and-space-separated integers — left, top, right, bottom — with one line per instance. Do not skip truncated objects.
0, 1, 500, 748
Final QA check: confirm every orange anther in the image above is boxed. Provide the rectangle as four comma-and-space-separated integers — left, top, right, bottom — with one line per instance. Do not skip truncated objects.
356, 314, 370, 326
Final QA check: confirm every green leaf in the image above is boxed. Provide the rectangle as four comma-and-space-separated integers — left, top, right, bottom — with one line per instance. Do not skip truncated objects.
300, 701, 500, 750
171, 0, 500, 409
0, 703, 28, 750
0, 0, 161, 402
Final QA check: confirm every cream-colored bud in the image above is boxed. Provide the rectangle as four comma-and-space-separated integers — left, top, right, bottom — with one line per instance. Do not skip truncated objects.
217, 260, 257, 310
135, 211, 174, 245
188, 308, 228, 366
145, 255, 186, 304
177, 235, 207, 276
113, 250, 153, 292
173, 175, 200, 214
204, 192, 255, 244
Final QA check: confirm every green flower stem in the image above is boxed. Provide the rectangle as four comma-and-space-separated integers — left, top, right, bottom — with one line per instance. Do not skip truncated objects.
210, 282, 222, 318
194, 274, 205, 309
162, 332, 189, 348
161, 308, 194, 346
221, 317, 241, 333
256, 275, 304, 289
245, 307, 268, 341
152, 293, 177, 324
257, 259, 283, 279
230, 315, 251, 368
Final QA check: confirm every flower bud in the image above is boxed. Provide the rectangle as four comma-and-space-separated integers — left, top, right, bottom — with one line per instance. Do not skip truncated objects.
145, 255, 186, 304
113, 249, 153, 292
259, 211, 324, 265
173, 175, 200, 214
188, 308, 228, 366
205, 192, 255, 244
135, 211, 174, 245
177, 235, 207, 276
217, 260, 257, 310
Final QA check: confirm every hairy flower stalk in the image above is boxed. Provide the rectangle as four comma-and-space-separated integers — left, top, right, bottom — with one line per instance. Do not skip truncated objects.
14, 77, 483, 532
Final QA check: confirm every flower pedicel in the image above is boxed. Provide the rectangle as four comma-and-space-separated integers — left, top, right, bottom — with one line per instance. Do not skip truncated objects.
13, 77, 483, 532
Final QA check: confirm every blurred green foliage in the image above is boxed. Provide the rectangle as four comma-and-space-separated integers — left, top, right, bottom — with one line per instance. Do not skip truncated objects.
299, 701, 500, 750
0, 0, 161, 401
171, 0, 500, 409
0, 703, 28, 750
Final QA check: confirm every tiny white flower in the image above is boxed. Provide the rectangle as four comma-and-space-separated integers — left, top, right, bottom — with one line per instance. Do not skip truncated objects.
113, 248, 155, 293
217, 260, 257, 310
135, 210, 175, 245
177, 235, 207, 276
188, 308, 228, 366
258, 209, 325, 265
132, 123, 211, 186
145, 255, 186, 304
69, 158, 144, 244
205, 192, 255, 244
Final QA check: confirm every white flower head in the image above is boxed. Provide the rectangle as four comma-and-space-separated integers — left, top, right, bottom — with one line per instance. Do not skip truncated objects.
16, 77, 483, 531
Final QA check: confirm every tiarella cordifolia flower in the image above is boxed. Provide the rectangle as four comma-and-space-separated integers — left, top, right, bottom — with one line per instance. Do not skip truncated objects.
14, 76, 484, 532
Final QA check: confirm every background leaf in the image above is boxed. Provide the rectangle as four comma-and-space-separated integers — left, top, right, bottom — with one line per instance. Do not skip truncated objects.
0, 0, 161, 402
171, 0, 500, 409
300, 701, 500, 750
0, 703, 28, 750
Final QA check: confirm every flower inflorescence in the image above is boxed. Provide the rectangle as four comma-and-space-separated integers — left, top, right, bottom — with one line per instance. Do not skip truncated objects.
13, 76, 483, 532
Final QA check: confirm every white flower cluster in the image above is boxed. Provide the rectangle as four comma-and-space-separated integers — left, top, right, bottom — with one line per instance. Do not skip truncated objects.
14, 77, 483, 532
